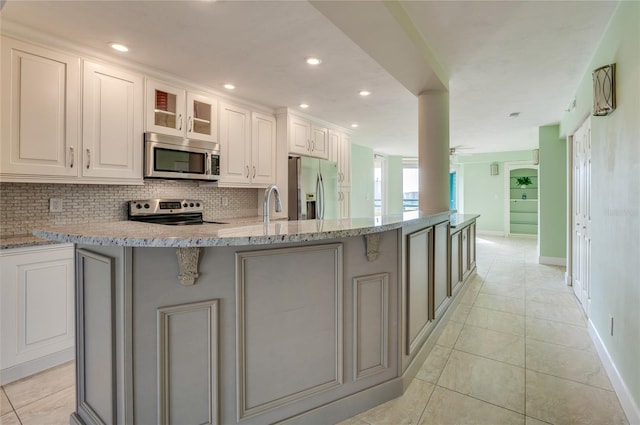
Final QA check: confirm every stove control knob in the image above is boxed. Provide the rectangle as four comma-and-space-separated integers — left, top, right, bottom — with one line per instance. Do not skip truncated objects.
196, 203, 201, 207
189, 203, 194, 207
144, 203, 150, 209
135, 203, 142, 209
183, 203, 188, 208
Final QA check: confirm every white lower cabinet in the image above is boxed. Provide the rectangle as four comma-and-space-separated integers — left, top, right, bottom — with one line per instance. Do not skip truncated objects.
0, 244, 75, 385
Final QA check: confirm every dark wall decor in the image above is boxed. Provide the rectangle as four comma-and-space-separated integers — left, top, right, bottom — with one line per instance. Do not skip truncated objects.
592, 63, 616, 116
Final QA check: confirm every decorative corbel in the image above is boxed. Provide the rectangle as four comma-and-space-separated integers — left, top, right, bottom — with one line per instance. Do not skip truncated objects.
176, 247, 202, 286
364, 234, 381, 262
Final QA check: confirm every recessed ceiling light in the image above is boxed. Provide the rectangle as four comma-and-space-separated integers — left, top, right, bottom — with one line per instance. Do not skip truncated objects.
109, 43, 129, 52
509, 112, 520, 118
305, 57, 322, 65
359, 90, 371, 96
299, 103, 309, 109
351, 123, 359, 128
223, 83, 235, 90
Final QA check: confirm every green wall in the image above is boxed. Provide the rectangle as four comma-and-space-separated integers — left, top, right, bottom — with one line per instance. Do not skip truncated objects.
387, 155, 403, 215
538, 125, 567, 259
458, 150, 533, 234
350, 143, 374, 218
560, 1, 640, 416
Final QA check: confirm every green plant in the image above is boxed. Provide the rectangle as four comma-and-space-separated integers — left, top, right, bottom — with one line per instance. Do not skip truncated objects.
516, 176, 532, 187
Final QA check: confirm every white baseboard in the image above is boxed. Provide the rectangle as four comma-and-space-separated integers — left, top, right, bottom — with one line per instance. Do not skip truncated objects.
588, 320, 640, 425
0, 347, 74, 385
476, 230, 505, 237
538, 256, 566, 266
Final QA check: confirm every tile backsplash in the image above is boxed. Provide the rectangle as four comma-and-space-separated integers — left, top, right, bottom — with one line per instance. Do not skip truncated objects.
0, 181, 258, 237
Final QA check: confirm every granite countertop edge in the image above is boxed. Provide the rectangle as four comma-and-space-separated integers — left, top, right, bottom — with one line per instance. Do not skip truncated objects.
31, 211, 461, 248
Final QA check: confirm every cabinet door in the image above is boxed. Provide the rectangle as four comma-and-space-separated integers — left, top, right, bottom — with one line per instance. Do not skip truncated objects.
251, 112, 276, 186
0, 245, 75, 374
433, 221, 450, 318
1, 38, 79, 177
339, 133, 352, 187
310, 124, 329, 159
219, 102, 251, 184
186, 91, 217, 142
338, 188, 351, 219
462, 227, 470, 278
469, 223, 476, 267
328, 130, 340, 163
450, 232, 462, 295
146, 79, 185, 137
82, 61, 143, 181
289, 116, 310, 156
406, 227, 432, 355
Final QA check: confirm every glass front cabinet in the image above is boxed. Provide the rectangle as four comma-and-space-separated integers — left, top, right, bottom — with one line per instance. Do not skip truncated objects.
146, 79, 217, 143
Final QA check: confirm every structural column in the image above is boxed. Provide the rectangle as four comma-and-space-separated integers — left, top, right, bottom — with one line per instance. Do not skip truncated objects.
418, 90, 450, 213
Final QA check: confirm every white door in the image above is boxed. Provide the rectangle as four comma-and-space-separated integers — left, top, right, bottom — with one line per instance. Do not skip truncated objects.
146, 79, 185, 137
572, 117, 591, 315
251, 112, 276, 185
186, 91, 217, 142
82, 61, 143, 181
1, 38, 79, 177
289, 116, 310, 156
219, 102, 251, 184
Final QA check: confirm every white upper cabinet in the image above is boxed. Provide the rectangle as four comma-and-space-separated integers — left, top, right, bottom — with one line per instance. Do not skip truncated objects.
289, 115, 311, 156
219, 102, 251, 185
338, 133, 351, 187
251, 112, 276, 186
286, 114, 329, 159
218, 102, 275, 187
82, 61, 143, 182
146, 79, 217, 142
310, 124, 329, 159
1, 37, 80, 179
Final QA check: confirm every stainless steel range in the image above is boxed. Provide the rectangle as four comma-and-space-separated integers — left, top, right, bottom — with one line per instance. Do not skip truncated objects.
128, 199, 225, 225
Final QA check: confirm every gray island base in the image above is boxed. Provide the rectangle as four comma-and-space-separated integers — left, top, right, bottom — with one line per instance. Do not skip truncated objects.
35, 212, 478, 425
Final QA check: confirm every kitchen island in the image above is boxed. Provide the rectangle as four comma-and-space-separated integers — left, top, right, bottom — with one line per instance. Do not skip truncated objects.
34, 212, 478, 425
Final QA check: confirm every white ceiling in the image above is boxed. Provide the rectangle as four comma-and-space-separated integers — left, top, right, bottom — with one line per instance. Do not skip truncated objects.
0, 1, 618, 157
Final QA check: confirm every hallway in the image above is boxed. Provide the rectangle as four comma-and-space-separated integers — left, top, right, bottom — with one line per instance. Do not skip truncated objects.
0, 237, 630, 424
339, 236, 629, 425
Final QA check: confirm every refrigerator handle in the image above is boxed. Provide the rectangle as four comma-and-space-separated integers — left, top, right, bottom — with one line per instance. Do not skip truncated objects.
320, 173, 326, 219
315, 172, 322, 219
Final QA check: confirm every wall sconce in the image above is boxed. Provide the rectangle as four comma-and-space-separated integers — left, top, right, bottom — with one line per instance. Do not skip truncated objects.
490, 163, 499, 176
593, 63, 616, 116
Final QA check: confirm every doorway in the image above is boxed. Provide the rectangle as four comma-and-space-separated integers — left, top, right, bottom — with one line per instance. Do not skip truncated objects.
570, 117, 591, 316
504, 163, 539, 237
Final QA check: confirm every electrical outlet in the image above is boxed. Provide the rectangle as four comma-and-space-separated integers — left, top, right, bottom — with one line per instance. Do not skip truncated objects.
221, 197, 229, 207
49, 198, 63, 213
610, 315, 614, 336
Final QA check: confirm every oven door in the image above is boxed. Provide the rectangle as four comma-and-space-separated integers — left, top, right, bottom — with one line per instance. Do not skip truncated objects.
144, 135, 219, 181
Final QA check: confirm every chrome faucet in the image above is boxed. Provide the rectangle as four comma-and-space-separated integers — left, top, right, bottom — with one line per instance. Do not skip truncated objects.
263, 184, 282, 223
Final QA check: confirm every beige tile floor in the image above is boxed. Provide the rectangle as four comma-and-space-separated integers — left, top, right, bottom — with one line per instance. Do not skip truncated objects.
0, 237, 630, 425
339, 236, 630, 425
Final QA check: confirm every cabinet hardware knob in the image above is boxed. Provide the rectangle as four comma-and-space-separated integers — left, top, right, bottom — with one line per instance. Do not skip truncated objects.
69, 147, 74, 168
188, 116, 193, 132
86, 148, 91, 169
253, 166, 256, 178
178, 114, 183, 131
245, 165, 250, 178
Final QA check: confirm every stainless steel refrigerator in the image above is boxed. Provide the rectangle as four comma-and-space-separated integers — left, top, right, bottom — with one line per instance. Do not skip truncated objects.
288, 156, 338, 220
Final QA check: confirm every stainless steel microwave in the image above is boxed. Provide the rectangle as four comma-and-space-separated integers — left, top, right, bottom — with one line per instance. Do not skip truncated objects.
144, 132, 220, 181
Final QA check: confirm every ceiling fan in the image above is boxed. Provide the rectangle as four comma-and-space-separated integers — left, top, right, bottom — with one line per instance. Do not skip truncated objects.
449, 145, 473, 160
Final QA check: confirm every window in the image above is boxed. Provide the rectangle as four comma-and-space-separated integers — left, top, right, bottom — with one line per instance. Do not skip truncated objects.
374, 155, 386, 216
403, 158, 418, 212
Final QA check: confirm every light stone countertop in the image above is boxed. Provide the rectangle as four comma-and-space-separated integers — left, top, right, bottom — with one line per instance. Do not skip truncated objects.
450, 213, 481, 229
0, 235, 64, 250
33, 211, 455, 248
